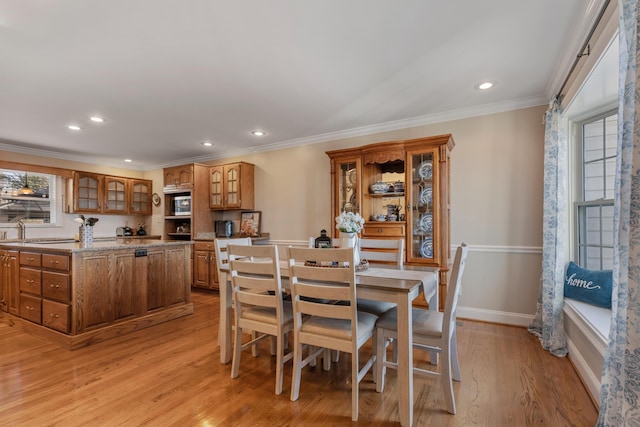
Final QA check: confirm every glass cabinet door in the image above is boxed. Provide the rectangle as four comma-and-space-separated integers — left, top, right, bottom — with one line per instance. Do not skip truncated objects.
407, 149, 438, 262
209, 166, 223, 209
337, 159, 360, 216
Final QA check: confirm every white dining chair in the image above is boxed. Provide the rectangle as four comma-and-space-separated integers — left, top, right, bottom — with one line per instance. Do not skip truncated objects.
214, 237, 253, 363
228, 244, 293, 395
355, 238, 404, 316
288, 247, 377, 422
374, 242, 468, 415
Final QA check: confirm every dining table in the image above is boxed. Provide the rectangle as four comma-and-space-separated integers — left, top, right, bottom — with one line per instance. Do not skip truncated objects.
218, 258, 439, 427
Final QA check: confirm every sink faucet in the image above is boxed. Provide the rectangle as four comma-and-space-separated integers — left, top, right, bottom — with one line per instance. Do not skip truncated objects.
17, 219, 26, 240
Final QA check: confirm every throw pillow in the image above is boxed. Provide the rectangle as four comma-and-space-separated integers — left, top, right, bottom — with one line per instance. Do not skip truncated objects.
564, 261, 612, 309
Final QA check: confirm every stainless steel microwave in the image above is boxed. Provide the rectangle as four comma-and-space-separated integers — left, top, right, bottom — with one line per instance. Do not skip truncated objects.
174, 196, 191, 216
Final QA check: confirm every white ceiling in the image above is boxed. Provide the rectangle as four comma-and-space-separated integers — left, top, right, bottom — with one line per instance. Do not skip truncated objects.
0, 0, 604, 171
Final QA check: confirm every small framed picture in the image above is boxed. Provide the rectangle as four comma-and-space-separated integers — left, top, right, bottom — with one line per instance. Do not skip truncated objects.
240, 211, 261, 237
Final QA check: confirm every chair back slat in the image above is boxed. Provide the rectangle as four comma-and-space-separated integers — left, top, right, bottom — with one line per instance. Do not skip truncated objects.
228, 244, 282, 312
358, 238, 404, 266
442, 243, 468, 338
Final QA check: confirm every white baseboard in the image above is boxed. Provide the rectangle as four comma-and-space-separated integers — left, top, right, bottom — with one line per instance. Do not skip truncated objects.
566, 336, 601, 408
457, 306, 534, 327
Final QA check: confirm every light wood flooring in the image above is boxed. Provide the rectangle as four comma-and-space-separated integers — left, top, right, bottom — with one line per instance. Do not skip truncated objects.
0, 291, 598, 426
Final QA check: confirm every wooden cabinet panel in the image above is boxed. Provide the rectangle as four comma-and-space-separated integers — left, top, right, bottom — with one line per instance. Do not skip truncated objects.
20, 293, 41, 324
165, 247, 189, 306
112, 252, 137, 320
42, 254, 70, 272
130, 179, 152, 215
20, 252, 41, 268
146, 250, 166, 311
7, 251, 18, 315
20, 267, 41, 295
73, 171, 103, 213
78, 254, 111, 331
192, 241, 218, 290
164, 165, 194, 189
42, 271, 70, 302
104, 176, 128, 214
42, 299, 70, 333
209, 166, 223, 209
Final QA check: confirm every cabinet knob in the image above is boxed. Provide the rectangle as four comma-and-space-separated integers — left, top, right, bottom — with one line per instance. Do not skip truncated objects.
27, 257, 35, 262
377, 228, 383, 233
49, 284, 60, 289
26, 279, 34, 284
50, 260, 59, 265
50, 313, 59, 318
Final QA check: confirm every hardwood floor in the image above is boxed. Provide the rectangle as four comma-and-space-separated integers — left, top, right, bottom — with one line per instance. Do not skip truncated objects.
0, 291, 598, 426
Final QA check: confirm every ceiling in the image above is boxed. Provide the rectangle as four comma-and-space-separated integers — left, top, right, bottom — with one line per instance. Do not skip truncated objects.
0, 1, 602, 171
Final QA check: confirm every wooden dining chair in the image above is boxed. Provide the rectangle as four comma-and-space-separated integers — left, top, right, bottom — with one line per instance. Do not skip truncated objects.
214, 237, 252, 363
288, 247, 378, 422
228, 244, 293, 395
355, 238, 404, 316
374, 242, 468, 415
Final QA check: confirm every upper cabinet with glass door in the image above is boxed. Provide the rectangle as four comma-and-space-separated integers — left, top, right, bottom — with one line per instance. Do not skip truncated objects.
209, 162, 254, 210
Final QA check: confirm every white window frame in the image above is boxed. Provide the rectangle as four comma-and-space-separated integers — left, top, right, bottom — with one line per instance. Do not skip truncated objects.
0, 169, 63, 227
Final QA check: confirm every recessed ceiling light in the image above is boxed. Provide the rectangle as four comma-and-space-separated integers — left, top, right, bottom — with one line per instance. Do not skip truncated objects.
202, 141, 213, 147
90, 116, 105, 123
252, 130, 266, 136
67, 125, 82, 131
124, 159, 132, 163
475, 81, 495, 90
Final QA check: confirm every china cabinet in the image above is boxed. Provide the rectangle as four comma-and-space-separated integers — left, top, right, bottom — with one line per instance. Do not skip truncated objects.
209, 162, 254, 210
327, 134, 454, 309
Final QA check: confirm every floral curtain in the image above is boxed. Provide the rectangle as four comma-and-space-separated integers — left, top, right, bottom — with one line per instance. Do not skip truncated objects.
528, 98, 568, 357
597, 0, 640, 424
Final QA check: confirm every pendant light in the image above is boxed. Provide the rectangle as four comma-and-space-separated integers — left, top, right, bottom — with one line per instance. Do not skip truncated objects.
20, 172, 34, 195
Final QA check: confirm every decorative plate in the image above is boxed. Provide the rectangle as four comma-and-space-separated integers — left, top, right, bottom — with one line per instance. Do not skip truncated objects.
418, 214, 433, 232
420, 239, 434, 258
152, 193, 161, 207
417, 160, 433, 179
419, 187, 433, 204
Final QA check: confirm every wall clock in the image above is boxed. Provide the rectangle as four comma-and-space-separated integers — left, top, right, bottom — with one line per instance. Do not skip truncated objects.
152, 193, 161, 207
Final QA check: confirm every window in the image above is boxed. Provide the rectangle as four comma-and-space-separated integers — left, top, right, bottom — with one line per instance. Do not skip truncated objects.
0, 169, 56, 224
575, 112, 617, 270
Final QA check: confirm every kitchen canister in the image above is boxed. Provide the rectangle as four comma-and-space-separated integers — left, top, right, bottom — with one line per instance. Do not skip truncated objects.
79, 225, 94, 247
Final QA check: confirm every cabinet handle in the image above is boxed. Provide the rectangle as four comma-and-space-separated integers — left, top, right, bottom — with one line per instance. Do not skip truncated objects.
26, 257, 35, 262
49, 284, 60, 289
377, 228, 383, 233
26, 279, 34, 284
49, 313, 59, 318
49, 260, 59, 265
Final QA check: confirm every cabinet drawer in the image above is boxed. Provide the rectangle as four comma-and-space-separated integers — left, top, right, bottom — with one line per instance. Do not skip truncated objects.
20, 252, 42, 267
20, 294, 42, 324
42, 271, 71, 302
42, 254, 70, 272
20, 268, 42, 295
362, 223, 405, 237
194, 241, 216, 251
42, 300, 70, 333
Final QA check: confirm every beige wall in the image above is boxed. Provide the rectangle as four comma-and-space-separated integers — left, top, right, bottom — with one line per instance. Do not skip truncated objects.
182, 105, 546, 324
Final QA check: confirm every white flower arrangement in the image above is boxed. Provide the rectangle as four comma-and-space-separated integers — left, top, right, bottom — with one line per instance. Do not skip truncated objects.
335, 211, 365, 233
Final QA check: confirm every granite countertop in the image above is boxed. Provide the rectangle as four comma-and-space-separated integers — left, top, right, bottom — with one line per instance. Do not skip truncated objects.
0, 238, 191, 253
194, 232, 270, 241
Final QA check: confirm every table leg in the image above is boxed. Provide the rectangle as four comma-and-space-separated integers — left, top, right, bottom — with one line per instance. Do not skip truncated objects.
397, 293, 414, 427
219, 272, 232, 364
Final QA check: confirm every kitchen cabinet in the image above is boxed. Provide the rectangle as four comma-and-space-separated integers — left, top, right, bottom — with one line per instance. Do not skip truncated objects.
130, 179, 152, 215
209, 162, 254, 210
104, 176, 128, 214
164, 164, 194, 189
73, 171, 103, 213
0, 249, 19, 315
163, 163, 215, 240
193, 241, 218, 290
71, 172, 152, 215
326, 134, 454, 309
17, 251, 71, 333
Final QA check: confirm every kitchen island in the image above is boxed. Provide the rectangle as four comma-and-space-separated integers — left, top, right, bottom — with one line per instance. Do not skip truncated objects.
0, 239, 192, 350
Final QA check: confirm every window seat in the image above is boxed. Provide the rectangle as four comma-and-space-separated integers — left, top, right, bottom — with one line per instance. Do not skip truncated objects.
563, 298, 611, 407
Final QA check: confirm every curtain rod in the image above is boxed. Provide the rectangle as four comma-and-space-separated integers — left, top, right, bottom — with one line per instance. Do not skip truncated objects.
556, 0, 612, 101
